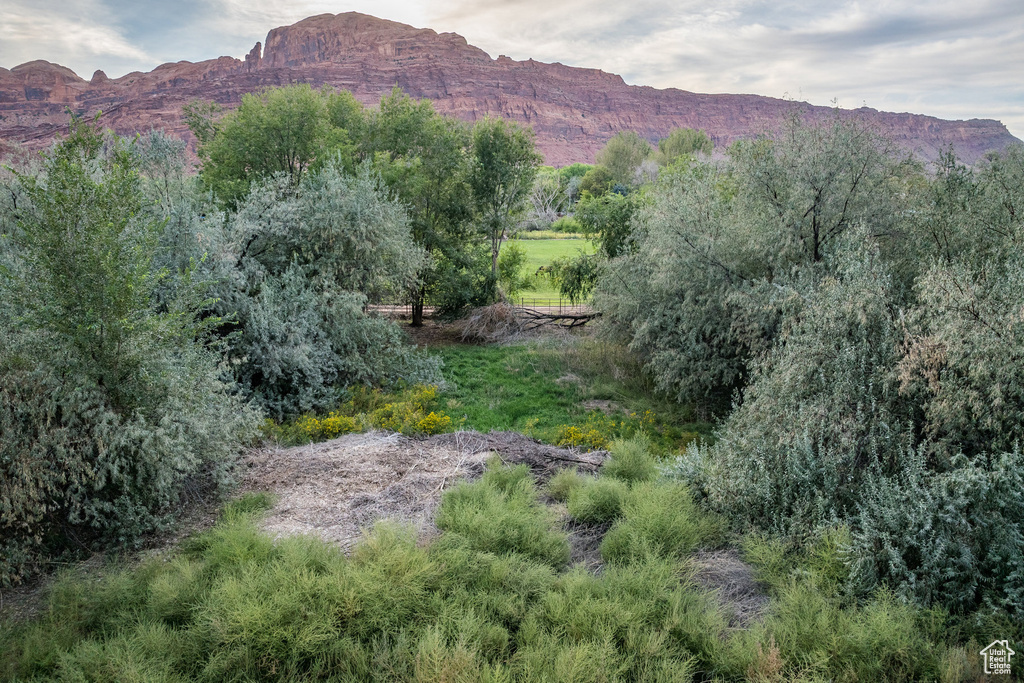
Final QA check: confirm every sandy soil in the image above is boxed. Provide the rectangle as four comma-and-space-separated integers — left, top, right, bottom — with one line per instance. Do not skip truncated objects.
4, 429, 767, 629
240, 430, 606, 550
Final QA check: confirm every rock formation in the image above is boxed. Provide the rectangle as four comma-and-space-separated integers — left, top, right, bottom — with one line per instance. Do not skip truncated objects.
0, 12, 1018, 165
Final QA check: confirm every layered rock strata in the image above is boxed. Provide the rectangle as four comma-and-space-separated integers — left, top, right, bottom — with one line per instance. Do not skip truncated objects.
0, 12, 1017, 165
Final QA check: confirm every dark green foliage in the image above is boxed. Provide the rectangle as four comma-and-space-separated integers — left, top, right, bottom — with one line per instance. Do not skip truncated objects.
363, 88, 481, 323
471, 117, 543, 290
574, 191, 641, 259
653, 128, 712, 166
578, 165, 614, 198
436, 460, 570, 568
497, 241, 535, 301
549, 216, 582, 232
547, 190, 641, 304
549, 252, 600, 304
594, 131, 652, 188
189, 85, 359, 206
0, 119, 256, 585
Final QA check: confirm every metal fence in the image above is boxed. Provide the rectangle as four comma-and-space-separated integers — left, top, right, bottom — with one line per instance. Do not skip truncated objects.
512, 298, 589, 314
369, 299, 591, 318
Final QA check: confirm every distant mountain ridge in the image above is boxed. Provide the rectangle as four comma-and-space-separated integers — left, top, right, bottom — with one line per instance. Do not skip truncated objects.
0, 12, 1018, 165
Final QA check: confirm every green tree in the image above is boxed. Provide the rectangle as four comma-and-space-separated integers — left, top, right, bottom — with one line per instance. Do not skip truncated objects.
497, 241, 535, 301
0, 118, 254, 583
470, 117, 542, 295
595, 131, 652, 187
363, 88, 478, 325
653, 128, 712, 166
575, 191, 641, 259
188, 85, 359, 207
578, 165, 614, 198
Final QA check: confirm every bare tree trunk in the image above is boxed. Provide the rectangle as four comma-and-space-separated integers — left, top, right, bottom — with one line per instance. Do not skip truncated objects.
411, 285, 425, 327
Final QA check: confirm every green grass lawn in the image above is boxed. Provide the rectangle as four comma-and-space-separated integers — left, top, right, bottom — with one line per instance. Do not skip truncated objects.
510, 238, 595, 302
436, 341, 714, 452
437, 344, 584, 436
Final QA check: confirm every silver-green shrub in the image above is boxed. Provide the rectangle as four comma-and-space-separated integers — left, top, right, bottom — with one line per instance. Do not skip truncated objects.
0, 121, 257, 585
696, 236, 912, 535
213, 161, 439, 417
596, 115, 913, 411
648, 132, 1024, 615
851, 448, 1024, 618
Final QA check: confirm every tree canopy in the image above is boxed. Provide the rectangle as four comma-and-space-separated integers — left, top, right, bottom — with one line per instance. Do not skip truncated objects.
470, 117, 542, 293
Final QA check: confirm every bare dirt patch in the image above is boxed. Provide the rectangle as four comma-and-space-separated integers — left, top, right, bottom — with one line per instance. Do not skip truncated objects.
240, 430, 606, 551
581, 399, 623, 415
399, 318, 469, 347
690, 549, 769, 627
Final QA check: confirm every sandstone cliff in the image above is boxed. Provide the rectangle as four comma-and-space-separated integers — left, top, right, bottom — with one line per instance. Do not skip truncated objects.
0, 12, 1018, 165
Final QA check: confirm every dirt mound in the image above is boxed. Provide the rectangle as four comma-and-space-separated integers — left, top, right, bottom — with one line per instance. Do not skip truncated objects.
241, 430, 606, 549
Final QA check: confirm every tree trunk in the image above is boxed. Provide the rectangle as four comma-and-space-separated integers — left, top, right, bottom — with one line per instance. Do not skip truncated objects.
411, 286, 425, 327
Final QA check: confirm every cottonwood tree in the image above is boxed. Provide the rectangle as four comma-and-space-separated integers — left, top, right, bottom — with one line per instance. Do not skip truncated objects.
470, 117, 541, 293
595, 131, 652, 188
187, 85, 361, 207
363, 89, 478, 325
653, 128, 712, 166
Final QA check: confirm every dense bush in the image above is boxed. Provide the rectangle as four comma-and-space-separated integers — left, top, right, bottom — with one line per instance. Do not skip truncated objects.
692, 237, 911, 535
194, 162, 439, 418
565, 477, 630, 523
602, 434, 658, 484
0, 121, 256, 585
436, 460, 570, 568
647, 135, 1024, 618
851, 448, 1024, 619
607, 114, 1024, 617
601, 482, 722, 564
597, 115, 914, 410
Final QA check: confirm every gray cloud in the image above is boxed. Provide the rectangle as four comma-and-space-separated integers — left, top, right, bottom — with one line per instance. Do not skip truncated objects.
429, 0, 1024, 137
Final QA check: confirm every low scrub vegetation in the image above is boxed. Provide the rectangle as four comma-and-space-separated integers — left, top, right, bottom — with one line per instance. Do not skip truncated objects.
3, 451, 993, 682
2, 83, 1021, 678
260, 384, 460, 444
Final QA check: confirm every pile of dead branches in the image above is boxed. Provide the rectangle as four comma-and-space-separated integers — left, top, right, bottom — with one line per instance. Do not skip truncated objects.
454, 302, 523, 343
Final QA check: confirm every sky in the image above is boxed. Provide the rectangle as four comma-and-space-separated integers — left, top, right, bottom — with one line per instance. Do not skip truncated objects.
2, 0, 1022, 139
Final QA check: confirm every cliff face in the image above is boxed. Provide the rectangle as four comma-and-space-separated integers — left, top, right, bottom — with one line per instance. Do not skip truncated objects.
0, 12, 1018, 165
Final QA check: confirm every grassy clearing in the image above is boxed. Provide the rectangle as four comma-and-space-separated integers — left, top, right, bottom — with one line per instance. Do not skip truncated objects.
257, 337, 712, 454
435, 344, 585, 437
515, 230, 586, 240
437, 340, 714, 454
1, 452, 979, 682
512, 238, 595, 301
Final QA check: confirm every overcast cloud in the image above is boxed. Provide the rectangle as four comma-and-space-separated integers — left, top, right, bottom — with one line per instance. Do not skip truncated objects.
1, 0, 1021, 138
